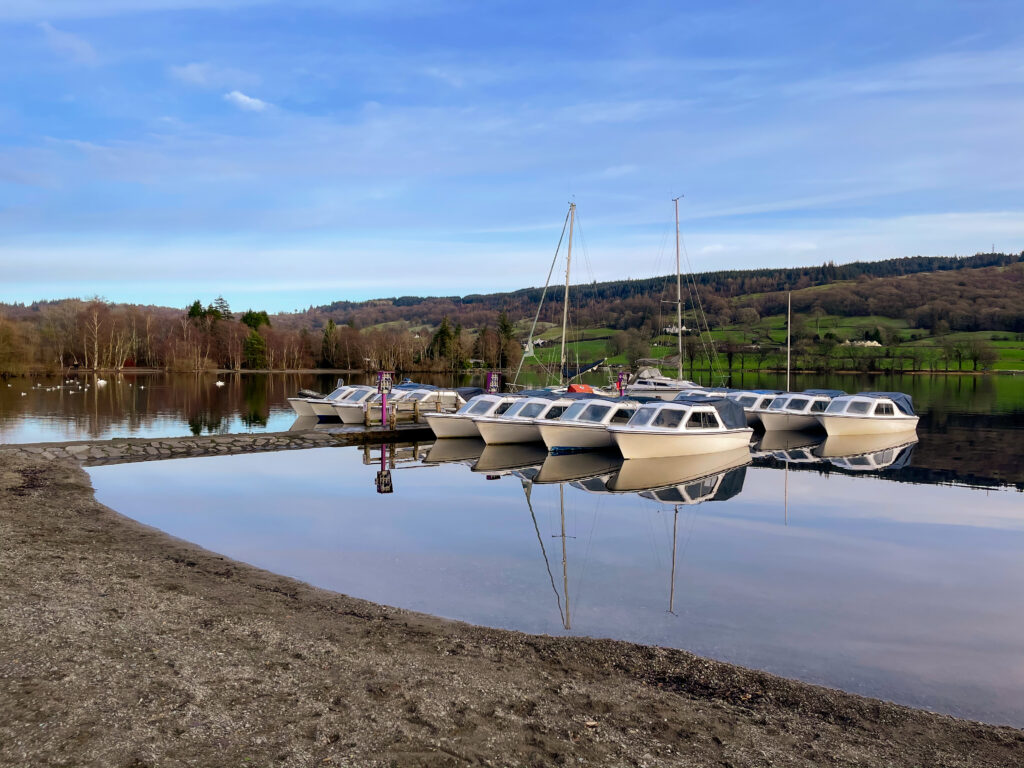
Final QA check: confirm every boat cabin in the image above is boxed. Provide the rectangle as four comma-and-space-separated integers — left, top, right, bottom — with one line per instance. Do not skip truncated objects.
623, 397, 747, 432
823, 393, 915, 418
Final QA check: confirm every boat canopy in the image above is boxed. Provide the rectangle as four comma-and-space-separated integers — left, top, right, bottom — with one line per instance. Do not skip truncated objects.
802, 389, 846, 397
858, 392, 916, 415
671, 395, 748, 429
562, 358, 607, 381
455, 387, 486, 399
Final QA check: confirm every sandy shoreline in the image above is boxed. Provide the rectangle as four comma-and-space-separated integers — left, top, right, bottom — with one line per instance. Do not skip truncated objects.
2, 453, 1021, 767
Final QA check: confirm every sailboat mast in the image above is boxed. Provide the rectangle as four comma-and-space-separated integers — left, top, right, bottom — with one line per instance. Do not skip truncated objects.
786, 291, 792, 391
559, 203, 575, 387
560, 484, 571, 630
674, 197, 683, 381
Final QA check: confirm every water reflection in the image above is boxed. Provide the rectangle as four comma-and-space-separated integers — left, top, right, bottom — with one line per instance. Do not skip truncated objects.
87, 438, 1024, 726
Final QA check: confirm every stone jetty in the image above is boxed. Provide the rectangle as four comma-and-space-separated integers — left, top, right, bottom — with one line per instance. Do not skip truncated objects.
0, 423, 433, 467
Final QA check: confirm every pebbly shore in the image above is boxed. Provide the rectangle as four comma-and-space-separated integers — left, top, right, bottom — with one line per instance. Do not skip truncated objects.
1, 451, 1022, 767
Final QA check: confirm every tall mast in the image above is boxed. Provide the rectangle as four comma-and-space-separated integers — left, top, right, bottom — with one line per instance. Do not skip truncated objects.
786, 291, 792, 391
674, 197, 683, 381
559, 203, 575, 387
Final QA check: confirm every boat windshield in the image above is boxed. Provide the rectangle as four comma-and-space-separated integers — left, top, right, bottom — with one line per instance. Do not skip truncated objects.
519, 402, 547, 419
825, 400, 848, 414
544, 405, 568, 419
786, 397, 809, 412
847, 401, 871, 415
408, 391, 431, 401
810, 400, 829, 413
627, 406, 659, 427
577, 404, 611, 423
768, 398, 790, 411
560, 402, 589, 421
734, 395, 757, 407
465, 399, 497, 416
652, 408, 685, 429
499, 401, 529, 419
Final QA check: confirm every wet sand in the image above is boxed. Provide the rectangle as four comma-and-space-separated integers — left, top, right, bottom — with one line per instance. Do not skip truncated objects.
2, 453, 1021, 767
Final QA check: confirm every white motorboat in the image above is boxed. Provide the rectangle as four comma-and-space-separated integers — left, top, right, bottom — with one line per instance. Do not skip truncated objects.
724, 390, 784, 426
331, 389, 413, 424
753, 389, 844, 432
425, 393, 522, 438
537, 397, 643, 452
474, 394, 575, 445
623, 367, 701, 400
607, 396, 753, 459
815, 392, 919, 436
287, 383, 353, 417
308, 385, 377, 419
395, 386, 480, 414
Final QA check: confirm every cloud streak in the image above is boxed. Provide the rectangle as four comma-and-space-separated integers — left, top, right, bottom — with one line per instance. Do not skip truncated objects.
223, 90, 269, 111
39, 21, 97, 65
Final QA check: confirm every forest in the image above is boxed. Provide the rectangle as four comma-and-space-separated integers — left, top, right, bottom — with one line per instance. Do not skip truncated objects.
1, 252, 1021, 376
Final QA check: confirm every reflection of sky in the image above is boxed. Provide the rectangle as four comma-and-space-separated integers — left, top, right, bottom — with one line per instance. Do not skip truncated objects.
88, 447, 1024, 727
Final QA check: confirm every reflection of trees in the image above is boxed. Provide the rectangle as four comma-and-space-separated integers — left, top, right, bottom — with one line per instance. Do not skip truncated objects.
242, 376, 269, 427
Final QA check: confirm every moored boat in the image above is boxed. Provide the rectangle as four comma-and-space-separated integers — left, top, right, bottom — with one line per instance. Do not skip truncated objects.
287, 382, 353, 417
753, 389, 844, 432
425, 393, 522, 438
308, 385, 377, 420
724, 390, 784, 426
474, 393, 577, 445
815, 392, 919, 436
607, 396, 753, 459
537, 397, 643, 452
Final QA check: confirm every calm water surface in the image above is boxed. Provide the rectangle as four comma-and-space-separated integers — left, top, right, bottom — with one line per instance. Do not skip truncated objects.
10, 371, 1024, 725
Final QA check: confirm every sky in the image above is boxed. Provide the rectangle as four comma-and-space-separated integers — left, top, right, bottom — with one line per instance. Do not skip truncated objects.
1, 1, 1023, 313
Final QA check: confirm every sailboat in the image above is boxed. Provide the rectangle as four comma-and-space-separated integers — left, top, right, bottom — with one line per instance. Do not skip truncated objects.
624, 197, 720, 399
513, 203, 607, 392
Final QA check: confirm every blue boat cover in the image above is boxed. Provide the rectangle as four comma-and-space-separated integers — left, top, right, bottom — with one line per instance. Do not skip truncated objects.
669, 395, 748, 429
802, 389, 846, 397
859, 392, 915, 415
455, 387, 485, 399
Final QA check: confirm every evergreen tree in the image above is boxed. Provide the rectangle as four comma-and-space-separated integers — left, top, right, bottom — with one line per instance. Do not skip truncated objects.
243, 329, 268, 369
212, 296, 233, 321
241, 309, 271, 330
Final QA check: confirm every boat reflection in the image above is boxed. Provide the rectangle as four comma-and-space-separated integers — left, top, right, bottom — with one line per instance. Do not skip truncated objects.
423, 438, 486, 466
534, 450, 623, 485
472, 443, 548, 477
751, 430, 824, 464
816, 431, 918, 472
605, 446, 752, 495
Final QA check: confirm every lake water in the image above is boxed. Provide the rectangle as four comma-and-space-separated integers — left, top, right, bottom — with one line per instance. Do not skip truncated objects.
7, 371, 1024, 726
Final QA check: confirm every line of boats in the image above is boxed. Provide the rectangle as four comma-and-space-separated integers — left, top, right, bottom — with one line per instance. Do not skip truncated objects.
287, 370, 920, 466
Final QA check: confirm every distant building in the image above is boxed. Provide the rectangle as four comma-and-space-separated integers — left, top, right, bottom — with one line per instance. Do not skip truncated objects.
841, 340, 882, 347
662, 324, 688, 335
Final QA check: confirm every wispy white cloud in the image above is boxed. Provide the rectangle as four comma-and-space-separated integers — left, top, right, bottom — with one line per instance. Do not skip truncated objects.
223, 90, 269, 112
38, 21, 97, 65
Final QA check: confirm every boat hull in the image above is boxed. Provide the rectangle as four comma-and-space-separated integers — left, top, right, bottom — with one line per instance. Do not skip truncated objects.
610, 427, 752, 459
426, 413, 481, 438
333, 403, 371, 424
816, 413, 919, 436
475, 419, 542, 445
287, 398, 316, 417
758, 412, 820, 432
538, 422, 614, 451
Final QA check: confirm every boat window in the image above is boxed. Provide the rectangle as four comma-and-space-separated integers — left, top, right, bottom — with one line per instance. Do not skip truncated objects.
544, 405, 567, 419
849, 456, 871, 466
847, 401, 870, 415
786, 398, 809, 412
758, 397, 775, 409
627, 406, 659, 427
874, 402, 895, 416
878, 449, 894, 464
637, 379, 651, 386
809, 400, 828, 413
652, 408, 685, 429
352, 390, 374, 403
684, 478, 717, 500
466, 399, 496, 415
493, 401, 515, 416
609, 408, 634, 424
560, 402, 589, 421
685, 410, 721, 430
654, 381, 671, 387
578, 404, 611, 423
327, 389, 353, 401
768, 398, 790, 410
519, 402, 546, 419
736, 396, 757, 407
368, 393, 383, 403
825, 400, 847, 414
456, 399, 480, 415
499, 401, 529, 419
409, 391, 429, 401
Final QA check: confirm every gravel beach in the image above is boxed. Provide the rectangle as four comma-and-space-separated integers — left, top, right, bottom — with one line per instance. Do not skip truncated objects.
2, 452, 1021, 767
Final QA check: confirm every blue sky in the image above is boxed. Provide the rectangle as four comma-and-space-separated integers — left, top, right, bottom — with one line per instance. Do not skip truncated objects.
1, 1, 1023, 313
